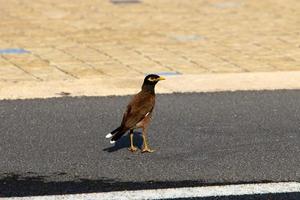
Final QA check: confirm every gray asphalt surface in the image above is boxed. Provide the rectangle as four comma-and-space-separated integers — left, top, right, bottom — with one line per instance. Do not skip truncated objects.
0, 90, 299, 197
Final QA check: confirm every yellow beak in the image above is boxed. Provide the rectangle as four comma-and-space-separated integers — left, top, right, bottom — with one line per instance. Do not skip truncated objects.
158, 76, 166, 81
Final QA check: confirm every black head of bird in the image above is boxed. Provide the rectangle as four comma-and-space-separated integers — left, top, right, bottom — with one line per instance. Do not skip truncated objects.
142, 74, 166, 93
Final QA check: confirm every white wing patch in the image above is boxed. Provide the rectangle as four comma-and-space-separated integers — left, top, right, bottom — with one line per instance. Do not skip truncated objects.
145, 112, 150, 117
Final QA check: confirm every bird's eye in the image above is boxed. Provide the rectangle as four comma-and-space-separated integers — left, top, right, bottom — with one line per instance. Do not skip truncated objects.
148, 77, 156, 82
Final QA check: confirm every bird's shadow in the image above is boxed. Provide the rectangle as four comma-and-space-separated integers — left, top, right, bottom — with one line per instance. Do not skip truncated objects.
102, 131, 143, 152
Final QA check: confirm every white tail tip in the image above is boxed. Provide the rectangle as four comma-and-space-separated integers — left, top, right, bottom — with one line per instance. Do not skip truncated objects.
106, 133, 113, 139
110, 140, 115, 144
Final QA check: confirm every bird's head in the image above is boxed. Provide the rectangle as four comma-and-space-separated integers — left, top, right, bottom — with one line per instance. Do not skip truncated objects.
142, 74, 166, 92
143, 74, 165, 85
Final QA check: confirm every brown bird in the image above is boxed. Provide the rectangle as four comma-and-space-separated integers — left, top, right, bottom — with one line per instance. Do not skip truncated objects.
106, 74, 165, 153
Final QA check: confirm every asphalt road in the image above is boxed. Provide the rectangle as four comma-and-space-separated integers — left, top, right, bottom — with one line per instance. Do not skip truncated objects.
0, 90, 299, 197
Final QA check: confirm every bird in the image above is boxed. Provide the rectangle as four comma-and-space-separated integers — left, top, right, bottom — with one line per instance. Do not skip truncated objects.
105, 74, 165, 153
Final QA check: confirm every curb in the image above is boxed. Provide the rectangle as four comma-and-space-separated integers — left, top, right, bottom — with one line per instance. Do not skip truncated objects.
1, 71, 300, 100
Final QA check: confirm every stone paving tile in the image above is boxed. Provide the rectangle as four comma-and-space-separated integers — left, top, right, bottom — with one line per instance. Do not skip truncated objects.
91, 62, 140, 76
0, 0, 299, 95
2, 54, 66, 81
0, 57, 33, 81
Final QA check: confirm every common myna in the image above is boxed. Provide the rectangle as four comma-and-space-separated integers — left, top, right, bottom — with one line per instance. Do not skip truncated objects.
106, 74, 165, 153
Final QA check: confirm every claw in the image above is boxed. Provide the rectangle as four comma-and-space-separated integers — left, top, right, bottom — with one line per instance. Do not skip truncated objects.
128, 146, 138, 152
141, 148, 155, 153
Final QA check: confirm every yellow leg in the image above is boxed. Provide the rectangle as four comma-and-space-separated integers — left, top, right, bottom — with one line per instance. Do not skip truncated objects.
128, 129, 137, 152
141, 128, 155, 153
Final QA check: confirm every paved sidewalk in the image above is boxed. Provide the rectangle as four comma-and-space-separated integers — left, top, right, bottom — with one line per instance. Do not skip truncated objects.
0, 0, 299, 99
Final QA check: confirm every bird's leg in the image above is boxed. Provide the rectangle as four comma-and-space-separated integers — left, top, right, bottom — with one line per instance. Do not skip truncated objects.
128, 129, 138, 152
141, 127, 155, 153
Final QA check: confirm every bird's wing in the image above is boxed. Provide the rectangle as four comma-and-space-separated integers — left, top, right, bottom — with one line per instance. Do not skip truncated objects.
121, 92, 155, 129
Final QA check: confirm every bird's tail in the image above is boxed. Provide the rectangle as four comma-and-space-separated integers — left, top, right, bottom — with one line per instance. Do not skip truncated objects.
105, 126, 121, 139
106, 126, 127, 144
110, 129, 127, 144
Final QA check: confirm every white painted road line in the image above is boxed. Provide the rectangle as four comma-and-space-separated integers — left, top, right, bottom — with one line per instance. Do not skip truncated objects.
7, 182, 300, 200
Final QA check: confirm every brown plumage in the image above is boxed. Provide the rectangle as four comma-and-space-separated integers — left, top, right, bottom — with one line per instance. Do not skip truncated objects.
106, 74, 165, 153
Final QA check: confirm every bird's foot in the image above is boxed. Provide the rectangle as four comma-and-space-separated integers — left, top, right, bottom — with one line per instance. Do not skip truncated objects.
128, 146, 138, 152
141, 147, 155, 153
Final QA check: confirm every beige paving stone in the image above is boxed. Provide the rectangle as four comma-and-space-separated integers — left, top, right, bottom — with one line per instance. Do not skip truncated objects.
91, 62, 141, 76
0, 40, 12, 47
186, 53, 245, 73
262, 56, 300, 71
37, 50, 78, 64
115, 56, 154, 65
0, 0, 299, 98
2, 54, 70, 80
54, 63, 105, 78
129, 63, 175, 75
0, 62, 33, 81
57, 46, 111, 62
224, 56, 277, 72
